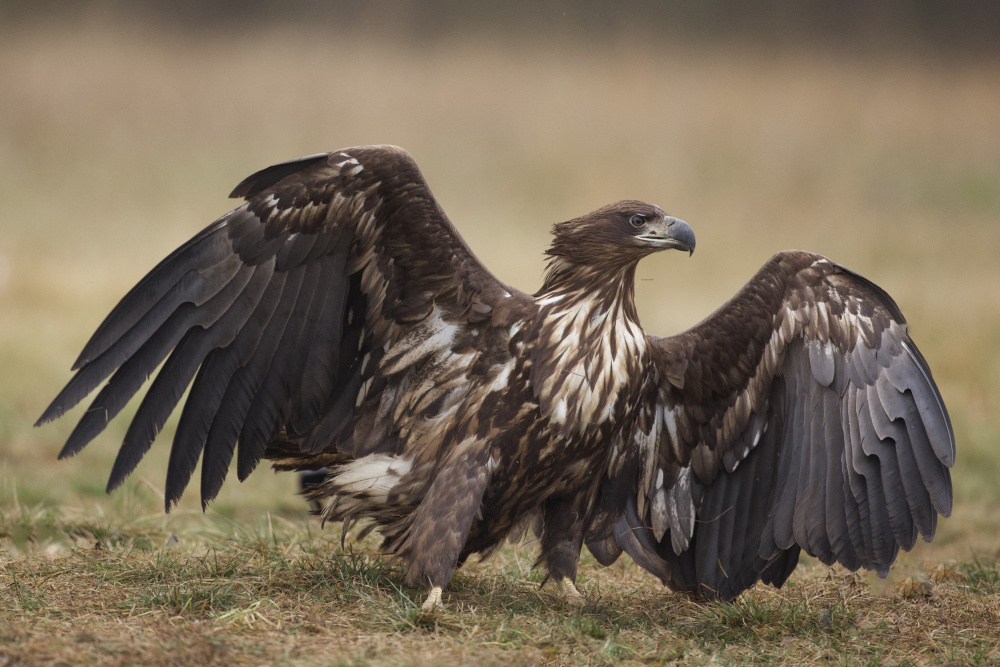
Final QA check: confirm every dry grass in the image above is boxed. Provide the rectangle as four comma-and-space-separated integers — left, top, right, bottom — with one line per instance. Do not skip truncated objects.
3, 502, 1000, 666
3, 496, 1000, 666
1, 16, 999, 665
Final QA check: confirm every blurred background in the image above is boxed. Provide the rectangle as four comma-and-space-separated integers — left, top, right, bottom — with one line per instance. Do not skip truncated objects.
1, 2, 998, 564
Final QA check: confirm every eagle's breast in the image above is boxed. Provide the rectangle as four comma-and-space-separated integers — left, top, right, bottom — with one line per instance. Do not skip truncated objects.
531, 290, 648, 438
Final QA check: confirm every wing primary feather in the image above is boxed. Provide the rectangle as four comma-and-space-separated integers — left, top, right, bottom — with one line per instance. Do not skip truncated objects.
199, 270, 289, 505
899, 400, 953, 518
854, 390, 897, 573
38, 253, 245, 425
235, 263, 323, 480
288, 252, 350, 435
758, 547, 801, 590
714, 469, 743, 599
875, 370, 948, 523
845, 386, 877, 569
71, 225, 234, 370
60, 305, 206, 461
106, 266, 299, 493
283, 254, 346, 435
586, 536, 624, 567
803, 387, 832, 560
887, 342, 955, 466
301, 270, 367, 456
227, 266, 307, 481
58, 263, 257, 459
743, 410, 786, 583
161, 262, 276, 509
790, 355, 824, 553
726, 457, 757, 595
693, 476, 725, 595
303, 371, 363, 456
106, 329, 208, 492
771, 379, 802, 551
867, 382, 919, 549
613, 497, 672, 582
822, 389, 858, 569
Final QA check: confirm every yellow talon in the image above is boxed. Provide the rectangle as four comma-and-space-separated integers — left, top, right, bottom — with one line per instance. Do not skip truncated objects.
557, 577, 585, 605
421, 586, 444, 612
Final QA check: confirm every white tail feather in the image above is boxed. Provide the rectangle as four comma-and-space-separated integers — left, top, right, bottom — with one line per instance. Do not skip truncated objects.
322, 454, 413, 520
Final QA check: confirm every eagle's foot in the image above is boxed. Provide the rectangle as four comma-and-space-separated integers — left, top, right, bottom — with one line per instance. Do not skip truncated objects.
556, 577, 585, 605
420, 586, 444, 612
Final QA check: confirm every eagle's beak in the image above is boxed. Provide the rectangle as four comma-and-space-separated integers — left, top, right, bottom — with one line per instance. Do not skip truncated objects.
637, 217, 696, 256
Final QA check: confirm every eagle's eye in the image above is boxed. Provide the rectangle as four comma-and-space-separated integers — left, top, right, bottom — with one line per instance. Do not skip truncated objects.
629, 214, 646, 228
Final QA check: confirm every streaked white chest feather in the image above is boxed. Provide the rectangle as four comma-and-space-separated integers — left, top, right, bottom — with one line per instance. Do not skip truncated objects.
538, 294, 646, 433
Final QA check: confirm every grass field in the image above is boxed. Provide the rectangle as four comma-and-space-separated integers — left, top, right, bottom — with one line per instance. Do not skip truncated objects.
2, 18, 999, 665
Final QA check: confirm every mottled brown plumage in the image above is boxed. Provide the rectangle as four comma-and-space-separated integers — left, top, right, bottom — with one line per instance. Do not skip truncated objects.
39, 145, 953, 608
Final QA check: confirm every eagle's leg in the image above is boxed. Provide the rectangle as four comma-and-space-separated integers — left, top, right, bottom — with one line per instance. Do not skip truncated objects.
396, 447, 492, 612
540, 493, 589, 605
422, 586, 444, 612
556, 576, 585, 603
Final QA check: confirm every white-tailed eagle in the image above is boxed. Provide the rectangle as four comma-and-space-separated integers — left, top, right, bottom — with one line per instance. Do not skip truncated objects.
39, 145, 954, 609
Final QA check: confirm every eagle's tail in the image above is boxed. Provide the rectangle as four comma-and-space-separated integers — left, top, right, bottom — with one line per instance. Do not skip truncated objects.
308, 454, 419, 542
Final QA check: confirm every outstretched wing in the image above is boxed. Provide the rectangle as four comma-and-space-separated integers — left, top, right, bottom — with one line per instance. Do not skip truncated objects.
587, 250, 955, 601
38, 145, 530, 510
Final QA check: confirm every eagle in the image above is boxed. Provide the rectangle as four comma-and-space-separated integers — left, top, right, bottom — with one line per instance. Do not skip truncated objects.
38, 145, 954, 610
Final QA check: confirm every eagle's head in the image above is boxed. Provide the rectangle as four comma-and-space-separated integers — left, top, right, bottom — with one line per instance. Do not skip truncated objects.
545, 201, 695, 277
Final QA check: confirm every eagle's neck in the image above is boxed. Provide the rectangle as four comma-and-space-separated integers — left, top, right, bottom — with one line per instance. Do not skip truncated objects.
530, 258, 648, 437
536, 257, 641, 325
